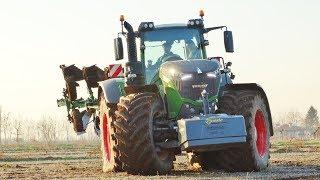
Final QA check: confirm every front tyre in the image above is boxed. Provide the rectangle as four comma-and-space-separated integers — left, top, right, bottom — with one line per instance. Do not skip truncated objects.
217, 90, 270, 171
114, 92, 174, 174
191, 90, 271, 172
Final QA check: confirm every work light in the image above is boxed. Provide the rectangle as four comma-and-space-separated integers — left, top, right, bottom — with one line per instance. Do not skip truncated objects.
187, 19, 204, 28
138, 22, 155, 32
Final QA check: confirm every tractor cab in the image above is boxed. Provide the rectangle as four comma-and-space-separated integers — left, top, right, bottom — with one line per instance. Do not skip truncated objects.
113, 11, 235, 119
140, 23, 206, 83
114, 14, 234, 86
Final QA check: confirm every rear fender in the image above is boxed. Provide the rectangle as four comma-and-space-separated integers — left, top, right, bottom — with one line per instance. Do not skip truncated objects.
221, 83, 274, 136
98, 78, 124, 104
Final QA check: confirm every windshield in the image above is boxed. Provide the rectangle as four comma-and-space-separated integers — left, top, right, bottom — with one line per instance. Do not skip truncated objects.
143, 28, 203, 83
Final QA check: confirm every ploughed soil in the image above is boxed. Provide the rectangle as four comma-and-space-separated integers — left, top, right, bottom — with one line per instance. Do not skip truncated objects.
1, 140, 320, 179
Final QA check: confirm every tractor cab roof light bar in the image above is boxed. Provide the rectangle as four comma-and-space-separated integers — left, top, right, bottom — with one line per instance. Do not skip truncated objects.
138, 22, 155, 32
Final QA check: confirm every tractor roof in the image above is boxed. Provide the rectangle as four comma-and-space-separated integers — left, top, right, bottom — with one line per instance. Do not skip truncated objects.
138, 19, 204, 33
154, 23, 187, 29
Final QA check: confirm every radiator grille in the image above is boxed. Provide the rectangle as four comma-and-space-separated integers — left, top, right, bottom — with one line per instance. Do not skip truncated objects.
176, 73, 217, 100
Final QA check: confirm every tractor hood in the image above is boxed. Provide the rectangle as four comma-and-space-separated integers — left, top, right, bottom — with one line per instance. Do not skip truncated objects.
159, 59, 222, 119
159, 59, 221, 101
160, 59, 220, 76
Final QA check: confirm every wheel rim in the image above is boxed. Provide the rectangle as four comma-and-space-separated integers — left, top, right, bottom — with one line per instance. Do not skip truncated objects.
254, 110, 267, 157
102, 113, 111, 162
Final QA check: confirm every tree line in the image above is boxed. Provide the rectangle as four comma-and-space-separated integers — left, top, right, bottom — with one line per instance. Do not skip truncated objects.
0, 105, 319, 144
274, 106, 319, 133
0, 106, 98, 145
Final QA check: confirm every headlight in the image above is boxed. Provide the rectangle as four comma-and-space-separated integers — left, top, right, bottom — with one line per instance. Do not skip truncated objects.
164, 69, 193, 81
206, 69, 220, 78
169, 68, 176, 76
161, 68, 179, 82
180, 74, 193, 81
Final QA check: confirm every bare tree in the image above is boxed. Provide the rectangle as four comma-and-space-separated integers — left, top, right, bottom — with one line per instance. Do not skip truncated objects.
26, 123, 35, 142
277, 111, 303, 126
1, 112, 11, 143
62, 120, 71, 142
12, 117, 22, 143
286, 111, 303, 126
37, 116, 57, 143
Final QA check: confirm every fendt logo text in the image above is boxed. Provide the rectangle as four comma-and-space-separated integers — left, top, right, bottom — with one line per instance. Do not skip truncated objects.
192, 84, 208, 89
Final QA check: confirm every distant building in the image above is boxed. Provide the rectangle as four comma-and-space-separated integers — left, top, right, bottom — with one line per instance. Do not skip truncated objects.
274, 123, 311, 139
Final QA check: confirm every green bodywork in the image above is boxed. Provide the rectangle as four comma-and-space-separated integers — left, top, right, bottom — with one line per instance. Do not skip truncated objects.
159, 71, 218, 119
57, 88, 98, 111
57, 79, 125, 112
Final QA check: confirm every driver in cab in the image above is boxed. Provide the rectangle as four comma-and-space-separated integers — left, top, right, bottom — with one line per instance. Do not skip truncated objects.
157, 40, 182, 63
148, 40, 182, 70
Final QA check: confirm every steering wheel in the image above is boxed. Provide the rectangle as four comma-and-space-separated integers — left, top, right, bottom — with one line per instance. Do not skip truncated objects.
161, 54, 183, 63
147, 54, 183, 71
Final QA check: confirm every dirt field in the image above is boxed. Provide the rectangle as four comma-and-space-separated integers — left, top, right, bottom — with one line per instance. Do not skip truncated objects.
1, 140, 320, 179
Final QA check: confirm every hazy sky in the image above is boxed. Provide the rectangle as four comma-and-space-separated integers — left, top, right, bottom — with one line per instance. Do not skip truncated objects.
0, 0, 319, 121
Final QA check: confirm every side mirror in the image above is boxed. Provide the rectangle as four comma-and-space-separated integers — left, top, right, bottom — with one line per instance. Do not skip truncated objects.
224, 31, 234, 53
114, 37, 123, 60
203, 39, 209, 46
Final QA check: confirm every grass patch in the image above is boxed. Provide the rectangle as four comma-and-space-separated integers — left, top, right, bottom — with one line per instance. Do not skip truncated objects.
271, 139, 320, 153
0, 156, 98, 163
1, 140, 100, 152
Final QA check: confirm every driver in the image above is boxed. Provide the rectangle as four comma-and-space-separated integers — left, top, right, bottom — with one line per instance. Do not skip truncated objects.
148, 40, 182, 71
157, 40, 182, 63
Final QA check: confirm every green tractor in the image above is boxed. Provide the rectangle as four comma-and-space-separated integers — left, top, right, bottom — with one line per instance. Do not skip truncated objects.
57, 11, 273, 174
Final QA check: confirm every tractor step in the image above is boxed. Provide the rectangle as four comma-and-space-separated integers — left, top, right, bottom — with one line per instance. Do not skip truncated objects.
178, 114, 247, 152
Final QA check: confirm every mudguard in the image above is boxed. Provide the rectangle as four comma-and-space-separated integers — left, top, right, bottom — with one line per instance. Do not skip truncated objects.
98, 78, 124, 104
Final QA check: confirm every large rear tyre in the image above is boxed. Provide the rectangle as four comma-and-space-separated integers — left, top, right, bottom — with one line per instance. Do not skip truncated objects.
192, 90, 271, 172
99, 94, 122, 172
114, 92, 174, 174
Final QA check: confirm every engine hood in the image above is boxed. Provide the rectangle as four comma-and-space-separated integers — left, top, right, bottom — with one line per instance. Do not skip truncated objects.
160, 59, 220, 76
159, 59, 222, 119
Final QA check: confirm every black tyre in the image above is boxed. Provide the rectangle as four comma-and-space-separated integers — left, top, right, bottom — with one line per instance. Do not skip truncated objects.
114, 92, 174, 174
99, 94, 122, 172
193, 90, 271, 171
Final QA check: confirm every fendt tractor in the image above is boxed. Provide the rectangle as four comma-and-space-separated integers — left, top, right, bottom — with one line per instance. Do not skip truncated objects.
57, 10, 273, 174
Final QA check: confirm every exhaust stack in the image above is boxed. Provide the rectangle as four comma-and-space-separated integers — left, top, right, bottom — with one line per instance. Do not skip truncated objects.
123, 21, 144, 87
